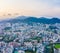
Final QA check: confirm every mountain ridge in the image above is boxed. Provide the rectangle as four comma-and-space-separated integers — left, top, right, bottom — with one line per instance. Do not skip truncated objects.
0, 16, 60, 24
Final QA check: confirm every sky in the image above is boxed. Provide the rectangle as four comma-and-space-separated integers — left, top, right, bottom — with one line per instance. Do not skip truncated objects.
0, 0, 60, 19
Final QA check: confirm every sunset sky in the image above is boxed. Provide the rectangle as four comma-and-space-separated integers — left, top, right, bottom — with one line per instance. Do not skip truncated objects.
0, 0, 60, 19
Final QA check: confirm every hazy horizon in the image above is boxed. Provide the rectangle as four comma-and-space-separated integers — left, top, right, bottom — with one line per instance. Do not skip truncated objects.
0, 0, 60, 19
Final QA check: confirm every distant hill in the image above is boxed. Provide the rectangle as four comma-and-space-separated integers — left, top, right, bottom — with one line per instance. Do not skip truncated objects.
0, 16, 60, 24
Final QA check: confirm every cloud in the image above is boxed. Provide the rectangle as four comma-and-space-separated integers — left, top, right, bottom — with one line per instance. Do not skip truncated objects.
14, 13, 19, 15
40, 0, 60, 7
8, 13, 12, 16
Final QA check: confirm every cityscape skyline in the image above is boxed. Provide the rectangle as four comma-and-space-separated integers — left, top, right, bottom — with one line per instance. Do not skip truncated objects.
0, 0, 60, 53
